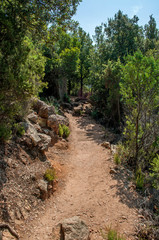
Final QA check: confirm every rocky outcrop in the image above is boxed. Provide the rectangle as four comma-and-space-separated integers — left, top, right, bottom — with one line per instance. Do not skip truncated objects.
48, 114, 69, 134
38, 179, 48, 201
52, 216, 90, 240
21, 98, 69, 152
0, 98, 69, 231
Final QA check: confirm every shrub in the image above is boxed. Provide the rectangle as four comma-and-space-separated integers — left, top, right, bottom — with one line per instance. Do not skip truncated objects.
120, 51, 159, 168
107, 229, 126, 240
150, 154, 159, 189
58, 124, 64, 138
0, 124, 12, 142
101, 226, 126, 240
114, 153, 121, 165
135, 167, 145, 190
58, 124, 70, 139
114, 143, 129, 165
44, 168, 56, 182
13, 123, 25, 137
62, 124, 70, 138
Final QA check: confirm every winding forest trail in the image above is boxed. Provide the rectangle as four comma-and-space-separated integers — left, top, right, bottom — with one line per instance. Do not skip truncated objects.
20, 113, 140, 240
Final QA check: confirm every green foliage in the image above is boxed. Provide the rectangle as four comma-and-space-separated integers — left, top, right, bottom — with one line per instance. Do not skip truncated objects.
63, 125, 70, 138
107, 229, 126, 240
41, 96, 60, 114
0, 36, 46, 141
0, 124, 12, 142
104, 10, 143, 62
91, 109, 101, 120
144, 15, 159, 51
120, 51, 159, 167
135, 168, 145, 190
77, 27, 93, 96
44, 168, 56, 182
58, 124, 64, 138
58, 124, 70, 139
114, 153, 121, 165
63, 93, 71, 103
101, 226, 126, 240
114, 143, 129, 165
150, 155, 159, 189
0, 0, 82, 141
90, 59, 123, 127
13, 123, 25, 137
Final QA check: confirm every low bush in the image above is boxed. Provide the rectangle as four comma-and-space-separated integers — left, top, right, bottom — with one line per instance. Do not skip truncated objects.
58, 124, 64, 138
101, 226, 126, 240
0, 124, 12, 142
114, 143, 129, 165
58, 124, 70, 139
135, 167, 145, 190
13, 123, 25, 137
44, 168, 56, 182
114, 153, 121, 165
150, 154, 159, 190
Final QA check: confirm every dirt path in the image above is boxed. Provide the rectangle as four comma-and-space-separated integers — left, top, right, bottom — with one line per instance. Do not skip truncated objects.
20, 113, 140, 240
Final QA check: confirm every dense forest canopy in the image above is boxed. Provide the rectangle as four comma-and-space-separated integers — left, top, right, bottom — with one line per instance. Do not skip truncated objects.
0, 1, 159, 191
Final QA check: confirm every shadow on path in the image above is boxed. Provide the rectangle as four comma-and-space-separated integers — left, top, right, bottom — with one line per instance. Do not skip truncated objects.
74, 114, 142, 212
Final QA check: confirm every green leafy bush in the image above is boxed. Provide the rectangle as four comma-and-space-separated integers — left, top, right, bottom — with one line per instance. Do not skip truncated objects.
58, 124, 70, 139
101, 226, 126, 240
13, 123, 25, 137
150, 155, 159, 189
58, 124, 64, 137
0, 124, 12, 142
120, 51, 159, 167
44, 168, 56, 182
107, 229, 126, 240
62, 124, 70, 138
135, 167, 145, 190
114, 143, 129, 165
114, 153, 121, 165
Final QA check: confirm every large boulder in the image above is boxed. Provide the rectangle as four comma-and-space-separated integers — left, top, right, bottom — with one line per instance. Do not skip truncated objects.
38, 117, 47, 128
24, 122, 52, 151
47, 114, 69, 134
32, 98, 55, 118
38, 179, 48, 201
38, 105, 55, 119
38, 133, 52, 152
26, 122, 41, 146
27, 112, 38, 124
52, 216, 90, 240
32, 98, 45, 112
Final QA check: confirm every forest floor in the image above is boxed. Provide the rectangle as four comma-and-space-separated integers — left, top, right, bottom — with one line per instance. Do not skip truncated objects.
18, 109, 141, 240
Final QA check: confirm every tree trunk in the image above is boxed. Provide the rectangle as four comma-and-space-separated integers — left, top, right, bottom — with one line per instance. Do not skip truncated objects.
68, 79, 71, 95
80, 76, 83, 97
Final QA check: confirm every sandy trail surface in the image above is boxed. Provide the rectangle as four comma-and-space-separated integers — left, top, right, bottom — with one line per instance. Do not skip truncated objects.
19, 113, 139, 240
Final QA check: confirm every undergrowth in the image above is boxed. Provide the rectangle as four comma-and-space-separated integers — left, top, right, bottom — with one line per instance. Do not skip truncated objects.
101, 226, 126, 240
44, 168, 56, 182
59, 124, 70, 139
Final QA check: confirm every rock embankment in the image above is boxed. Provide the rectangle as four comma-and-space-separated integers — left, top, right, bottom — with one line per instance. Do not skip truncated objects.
0, 98, 69, 238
